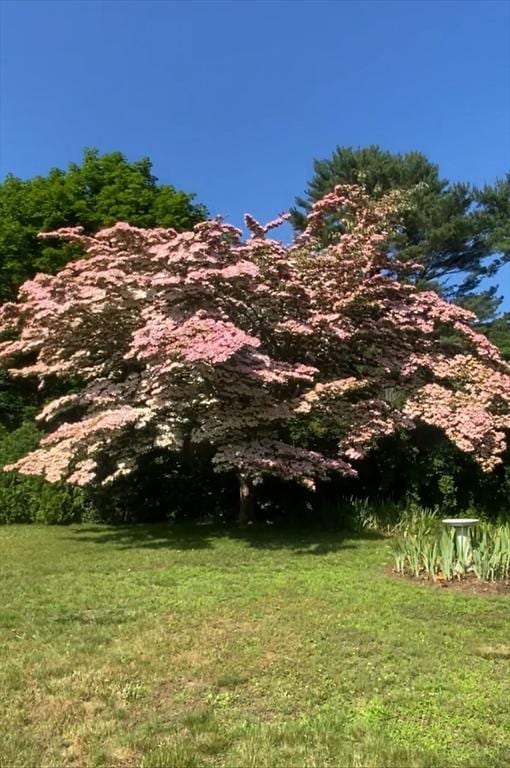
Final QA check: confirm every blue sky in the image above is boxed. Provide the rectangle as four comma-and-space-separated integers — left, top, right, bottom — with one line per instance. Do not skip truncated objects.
1, 0, 509, 307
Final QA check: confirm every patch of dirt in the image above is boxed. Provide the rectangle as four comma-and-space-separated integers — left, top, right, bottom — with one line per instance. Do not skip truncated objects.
387, 567, 510, 596
477, 643, 510, 659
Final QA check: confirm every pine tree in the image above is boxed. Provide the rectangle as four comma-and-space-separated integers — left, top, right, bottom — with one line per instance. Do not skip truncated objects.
291, 146, 509, 313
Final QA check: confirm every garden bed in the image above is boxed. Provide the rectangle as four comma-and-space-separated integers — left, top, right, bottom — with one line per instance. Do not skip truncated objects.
389, 566, 510, 596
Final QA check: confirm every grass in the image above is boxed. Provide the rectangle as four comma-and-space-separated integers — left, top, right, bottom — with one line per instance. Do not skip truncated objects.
1, 523, 509, 768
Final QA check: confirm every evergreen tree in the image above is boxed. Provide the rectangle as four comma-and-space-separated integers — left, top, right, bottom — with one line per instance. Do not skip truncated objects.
483, 313, 510, 360
291, 146, 509, 311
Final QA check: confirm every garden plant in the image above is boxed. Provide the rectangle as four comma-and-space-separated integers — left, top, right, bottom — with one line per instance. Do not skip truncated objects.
391, 512, 510, 583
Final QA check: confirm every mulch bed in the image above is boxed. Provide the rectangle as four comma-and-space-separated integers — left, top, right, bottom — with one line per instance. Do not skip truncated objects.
388, 567, 510, 596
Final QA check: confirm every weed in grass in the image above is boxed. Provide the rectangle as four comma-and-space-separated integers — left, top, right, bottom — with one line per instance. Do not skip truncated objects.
140, 740, 201, 768
182, 706, 215, 729
215, 673, 248, 688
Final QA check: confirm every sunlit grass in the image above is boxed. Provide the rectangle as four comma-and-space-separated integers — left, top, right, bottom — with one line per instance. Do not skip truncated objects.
1, 523, 509, 767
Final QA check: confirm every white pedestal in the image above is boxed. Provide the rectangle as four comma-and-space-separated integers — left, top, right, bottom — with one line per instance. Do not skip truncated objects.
442, 518, 479, 570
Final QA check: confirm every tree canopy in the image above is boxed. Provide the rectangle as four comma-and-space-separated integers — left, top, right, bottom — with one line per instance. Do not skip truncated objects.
484, 313, 510, 361
291, 146, 510, 311
0, 148, 207, 301
1, 186, 509, 521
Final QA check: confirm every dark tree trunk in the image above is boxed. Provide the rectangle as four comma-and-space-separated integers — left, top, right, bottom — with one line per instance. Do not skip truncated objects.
238, 474, 255, 525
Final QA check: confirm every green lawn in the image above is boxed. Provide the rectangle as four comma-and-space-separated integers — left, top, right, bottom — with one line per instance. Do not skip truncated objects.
1, 524, 509, 768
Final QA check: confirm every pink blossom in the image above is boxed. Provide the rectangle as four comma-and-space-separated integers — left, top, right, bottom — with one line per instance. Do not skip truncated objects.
1, 185, 509, 489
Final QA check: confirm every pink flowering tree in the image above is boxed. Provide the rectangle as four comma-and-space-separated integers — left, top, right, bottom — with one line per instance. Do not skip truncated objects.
1, 185, 509, 522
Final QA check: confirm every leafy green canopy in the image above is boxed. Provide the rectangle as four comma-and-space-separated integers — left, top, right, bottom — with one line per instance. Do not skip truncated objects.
0, 148, 208, 301
291, 146, 510, 308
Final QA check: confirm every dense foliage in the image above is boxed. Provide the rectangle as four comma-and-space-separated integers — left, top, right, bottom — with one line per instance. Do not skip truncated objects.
0, 421, 88, 524
2, 185, 509, 521
484, 313, 510, 361
291, 146, 510, 517
0, 149, 208, 522
0, 148, 207, 302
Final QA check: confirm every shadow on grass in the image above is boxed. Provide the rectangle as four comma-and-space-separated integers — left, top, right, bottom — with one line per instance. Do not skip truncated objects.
67, 521, 383, 554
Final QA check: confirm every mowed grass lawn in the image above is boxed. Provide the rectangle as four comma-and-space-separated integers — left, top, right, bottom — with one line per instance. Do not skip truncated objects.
1, 524, 509, 768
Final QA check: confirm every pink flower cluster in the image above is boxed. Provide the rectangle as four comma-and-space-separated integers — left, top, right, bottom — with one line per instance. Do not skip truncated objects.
1, 185, 509, 489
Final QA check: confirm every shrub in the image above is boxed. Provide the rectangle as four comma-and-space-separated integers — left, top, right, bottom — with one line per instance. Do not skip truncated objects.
0, 422, 89, 524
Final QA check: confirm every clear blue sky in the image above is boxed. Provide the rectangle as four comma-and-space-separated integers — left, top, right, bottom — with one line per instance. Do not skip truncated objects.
1, 0, 509, 307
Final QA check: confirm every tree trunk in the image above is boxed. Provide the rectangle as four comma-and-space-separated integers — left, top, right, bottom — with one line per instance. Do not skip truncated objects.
238, 474, 255, 525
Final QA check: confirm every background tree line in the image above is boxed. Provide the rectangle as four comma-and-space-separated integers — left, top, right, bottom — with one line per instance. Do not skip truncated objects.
0, 146, 508, 524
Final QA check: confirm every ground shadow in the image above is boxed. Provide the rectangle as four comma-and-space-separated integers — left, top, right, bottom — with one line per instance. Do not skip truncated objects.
67, 521, 383, 554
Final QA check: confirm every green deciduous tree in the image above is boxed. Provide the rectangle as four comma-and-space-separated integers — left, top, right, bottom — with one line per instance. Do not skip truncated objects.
0, 148, 207, 301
